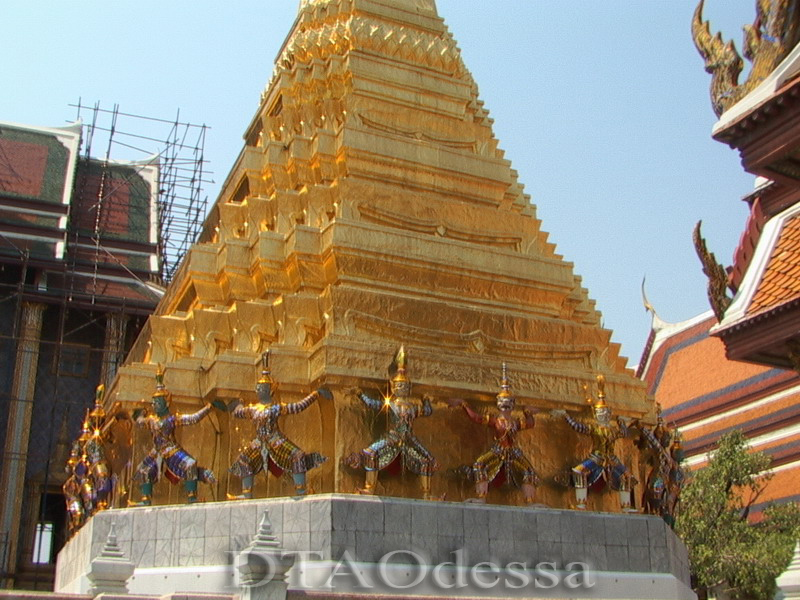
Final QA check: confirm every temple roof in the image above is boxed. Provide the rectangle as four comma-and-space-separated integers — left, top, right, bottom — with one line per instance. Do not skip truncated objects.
748, 215, 800, 315
639, 311, 800, 477
715, 201, 800, 332
713, 42, 800, 135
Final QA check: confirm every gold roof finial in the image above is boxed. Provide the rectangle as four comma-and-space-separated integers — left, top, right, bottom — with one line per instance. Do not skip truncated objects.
693, 221, 732, 321
692, 0, 800, 117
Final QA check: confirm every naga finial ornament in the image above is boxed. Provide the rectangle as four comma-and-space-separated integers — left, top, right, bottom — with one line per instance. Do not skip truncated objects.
692, 0, 800, 117
693, 220, 732, 321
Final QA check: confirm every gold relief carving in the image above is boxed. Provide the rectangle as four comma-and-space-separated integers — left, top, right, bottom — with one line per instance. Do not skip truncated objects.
358, 112, 476, 151
257, 330, 280, 354
309, 346, 327, 378
422, 360, 481, 387
171, 339, 191, 361
345, 309, 594, 366
149, 315, 192, 364
335, 254, 564, 315
358, 203, 522, 249
230, 301, 280, 353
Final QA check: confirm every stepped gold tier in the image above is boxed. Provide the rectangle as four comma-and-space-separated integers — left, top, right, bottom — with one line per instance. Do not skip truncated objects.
110, 0, 652, 509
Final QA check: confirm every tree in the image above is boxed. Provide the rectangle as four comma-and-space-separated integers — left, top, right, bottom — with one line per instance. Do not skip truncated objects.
676, 430, 800, 600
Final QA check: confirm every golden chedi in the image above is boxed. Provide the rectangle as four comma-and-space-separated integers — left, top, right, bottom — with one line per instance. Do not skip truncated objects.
109, 0, 653, 509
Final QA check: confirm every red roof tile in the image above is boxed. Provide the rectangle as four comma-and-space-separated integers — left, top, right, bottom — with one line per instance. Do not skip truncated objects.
749, 215, 800, 314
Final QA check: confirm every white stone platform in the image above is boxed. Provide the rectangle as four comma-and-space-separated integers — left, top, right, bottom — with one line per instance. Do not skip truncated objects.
55, 494, 694, 599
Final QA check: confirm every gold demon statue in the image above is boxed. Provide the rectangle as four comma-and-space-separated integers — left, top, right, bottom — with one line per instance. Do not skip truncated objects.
344, 346, 440, 499
449, 362, 539, 504
553, 375, 635, 511
227, 351, 330, 498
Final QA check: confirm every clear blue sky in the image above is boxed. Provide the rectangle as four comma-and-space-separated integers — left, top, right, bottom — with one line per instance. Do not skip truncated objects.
1, 1, 757, 366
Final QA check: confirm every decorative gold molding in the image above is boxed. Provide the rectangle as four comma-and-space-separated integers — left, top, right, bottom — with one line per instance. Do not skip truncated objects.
346, 309, 594, 366
358, 203, 522, 249
359, 112, 477, 150
279, 15, 466, 78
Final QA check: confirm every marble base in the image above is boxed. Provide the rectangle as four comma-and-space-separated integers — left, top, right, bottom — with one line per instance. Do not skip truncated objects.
55, 494, 694, 599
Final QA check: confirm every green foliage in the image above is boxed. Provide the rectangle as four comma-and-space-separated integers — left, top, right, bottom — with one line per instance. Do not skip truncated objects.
676, 430, 800, 599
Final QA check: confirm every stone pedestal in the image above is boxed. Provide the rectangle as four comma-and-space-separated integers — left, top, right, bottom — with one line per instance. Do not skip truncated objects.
56, 495, 694, 599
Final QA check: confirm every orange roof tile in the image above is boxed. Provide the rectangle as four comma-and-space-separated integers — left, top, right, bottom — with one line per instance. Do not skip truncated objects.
749, 215, 800, 314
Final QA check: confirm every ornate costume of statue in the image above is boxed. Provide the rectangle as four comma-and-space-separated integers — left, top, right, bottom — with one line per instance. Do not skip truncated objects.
637, 407, 684, 526
75, 418, 96, 516
63, 443, 86, 536
82, 385, 113, 511
344, 346, 439, 499
228, 351, 330, 498
553, 375, 634, 511
132, 367, 216, 505
449, 363, 539, 503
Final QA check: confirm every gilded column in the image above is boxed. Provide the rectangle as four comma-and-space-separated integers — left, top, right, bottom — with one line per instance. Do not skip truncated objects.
101, 313, 128, 387
0, 301, 45, 588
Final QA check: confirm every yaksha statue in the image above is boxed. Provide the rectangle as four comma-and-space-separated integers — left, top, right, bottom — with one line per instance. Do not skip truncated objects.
344, 346, 440, 499
82, 385, 113, 511
228, 351, 330, 499
132, 366, 216, 505
636, 405, 684, 526
553, 375, 635, 511
449, 362, 539, 504
73, 418, 97, 517
63, 443, 87, 537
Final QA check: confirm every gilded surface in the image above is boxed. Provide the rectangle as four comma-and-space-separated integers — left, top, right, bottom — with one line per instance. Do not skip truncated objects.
693, 220, 732, 321
693, 0, 800, 116
109, 0, 653, 510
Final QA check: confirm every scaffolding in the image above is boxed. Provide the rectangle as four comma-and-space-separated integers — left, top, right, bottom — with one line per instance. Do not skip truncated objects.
71, 101, 212, 283
0, 103, 213, 589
